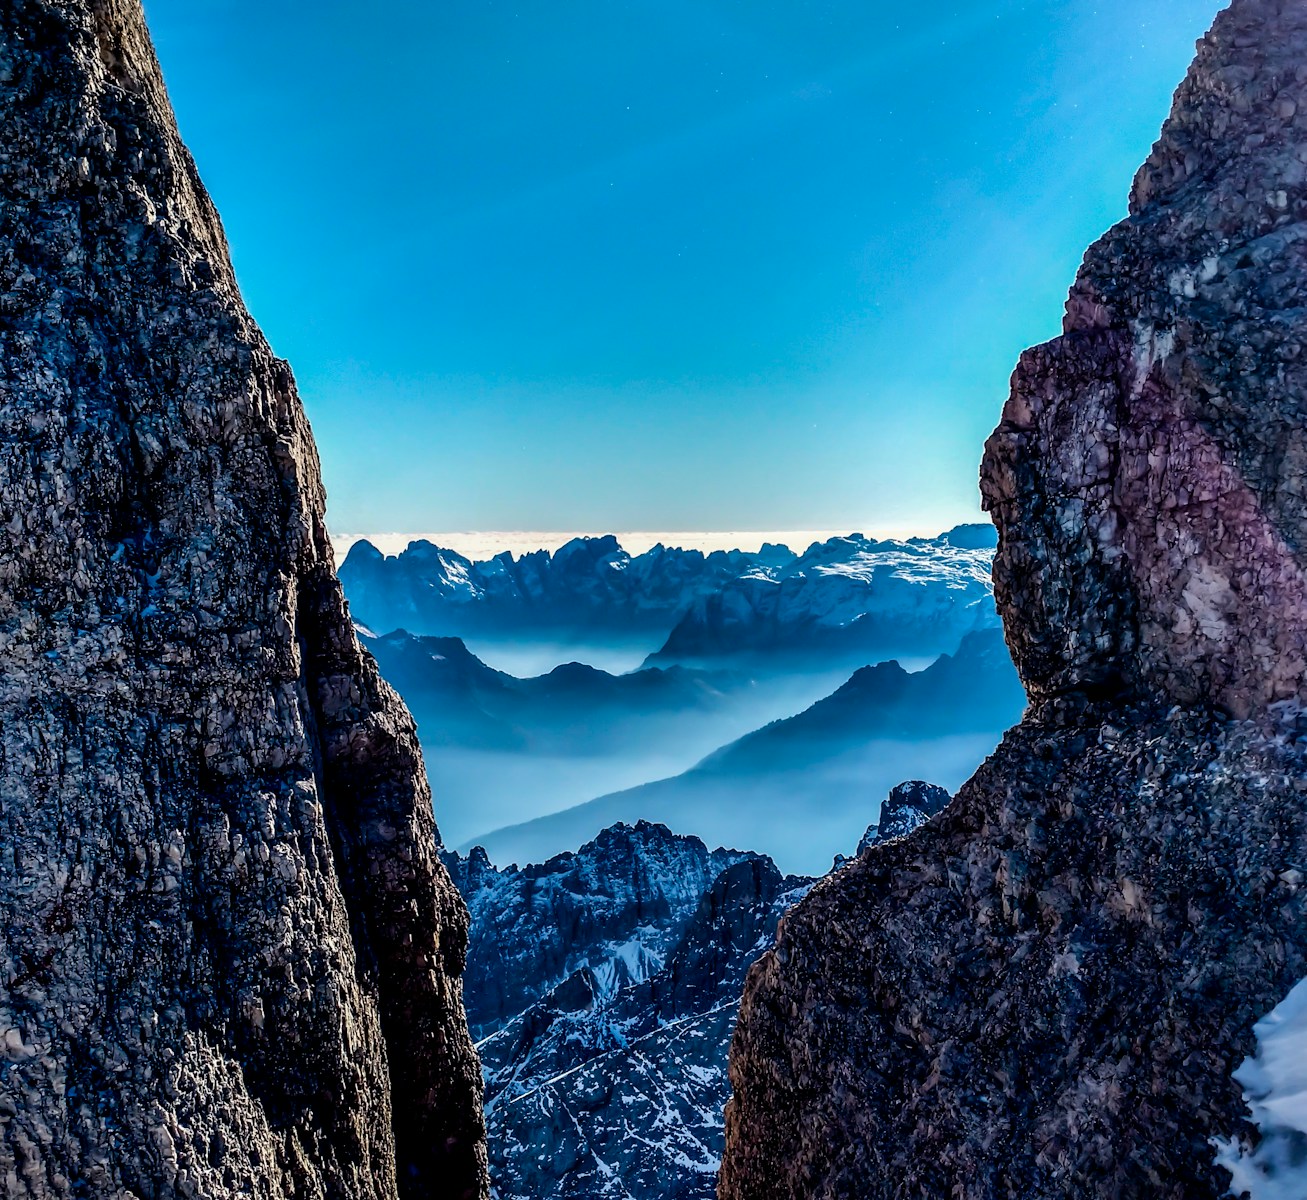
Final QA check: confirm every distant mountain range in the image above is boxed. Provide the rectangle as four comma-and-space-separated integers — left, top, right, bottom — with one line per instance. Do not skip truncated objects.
343, 524, 1019, 868
470, 628, 1025, 874
359, 628, 742, 754
342, 533, 778, 637
648, 525, 1000, 669
341, 526, 1000, 674
356, 627, 836, 847
355, 621, 1022, 869
446, 790, 954, 1199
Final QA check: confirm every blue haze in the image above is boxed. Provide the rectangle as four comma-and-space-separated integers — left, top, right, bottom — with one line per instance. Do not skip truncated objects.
144, 0, 1221, 535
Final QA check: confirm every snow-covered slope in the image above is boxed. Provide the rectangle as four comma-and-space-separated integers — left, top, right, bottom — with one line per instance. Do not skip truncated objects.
1213, 977, 1307, 1198
442, 822, 788, 1200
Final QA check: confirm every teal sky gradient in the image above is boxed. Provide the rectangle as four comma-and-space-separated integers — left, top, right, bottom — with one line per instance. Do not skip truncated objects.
143, 0, 1223, 535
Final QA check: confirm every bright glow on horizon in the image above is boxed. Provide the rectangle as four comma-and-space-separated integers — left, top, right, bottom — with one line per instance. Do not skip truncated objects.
330, 526, 968, 566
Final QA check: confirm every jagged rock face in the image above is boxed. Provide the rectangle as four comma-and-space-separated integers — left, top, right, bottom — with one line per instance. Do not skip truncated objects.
444, 825, 810, 1200
982, 0, 1307, 719
722, 710, 1307, 1199
719, 3, 1307, 1198
0, 3, 485, 1197
443, 821, 752, 1041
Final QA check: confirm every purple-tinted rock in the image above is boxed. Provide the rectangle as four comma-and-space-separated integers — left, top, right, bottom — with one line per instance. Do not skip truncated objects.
719, 4, 1307, 1197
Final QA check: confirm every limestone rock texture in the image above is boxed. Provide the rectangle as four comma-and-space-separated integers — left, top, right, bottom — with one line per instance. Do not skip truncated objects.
0, 2, 486, 1197
718, 2, 1307, 1197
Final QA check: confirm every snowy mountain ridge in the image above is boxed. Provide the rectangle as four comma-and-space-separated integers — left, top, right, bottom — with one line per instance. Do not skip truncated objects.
339, 526, 999, 671
650, 526, 998, 667
340, 532, 781, 636
445, 799, 952, 1199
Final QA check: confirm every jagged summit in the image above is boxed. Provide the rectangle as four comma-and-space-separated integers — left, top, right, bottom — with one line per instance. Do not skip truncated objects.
339, 529, 999, 672
648, 531, 998, 667
855, 780, 952, 853
0, 2, 484, 1197
340, 532, 772, 640
442, 819, 754, 1040
720, 3, 1307, 1197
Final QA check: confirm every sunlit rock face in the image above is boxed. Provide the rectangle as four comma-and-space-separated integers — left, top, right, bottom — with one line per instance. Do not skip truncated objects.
718, 3, 1307, 1198
984, 0, 1307, 720
0, 2, 485, 1196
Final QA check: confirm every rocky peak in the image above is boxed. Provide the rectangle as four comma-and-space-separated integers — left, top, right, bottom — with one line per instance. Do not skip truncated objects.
855, 780, 952, 853
0, 2, 485, 1196
344, 537, 386, 565
648, 857, 789, 1018
443, 821, 753, 1040
556, 532, 624, 560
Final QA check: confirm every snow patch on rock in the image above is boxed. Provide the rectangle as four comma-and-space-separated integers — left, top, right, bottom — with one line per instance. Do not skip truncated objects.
1214, 977, 1307, 1199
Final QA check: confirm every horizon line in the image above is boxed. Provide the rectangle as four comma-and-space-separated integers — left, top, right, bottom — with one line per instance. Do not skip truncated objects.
329, 521, 992, 565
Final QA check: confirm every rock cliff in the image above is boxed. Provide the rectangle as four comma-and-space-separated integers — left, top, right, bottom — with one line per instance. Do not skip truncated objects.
719, 2, 1307, 1197
0, 3, 485, 1197
443, 822, 811, 1200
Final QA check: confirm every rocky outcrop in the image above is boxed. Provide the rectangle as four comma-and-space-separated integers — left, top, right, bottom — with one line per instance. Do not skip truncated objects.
445, 823, 811, 1200
449, 802, 959, 1200
0, 3, 485, 1197
854, 780, 952, 853
719, 3, 1307, 1198
985, 2, 1307, 720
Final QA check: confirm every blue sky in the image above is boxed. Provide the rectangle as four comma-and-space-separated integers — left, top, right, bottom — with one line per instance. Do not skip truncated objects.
145, 0, 1221, 536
